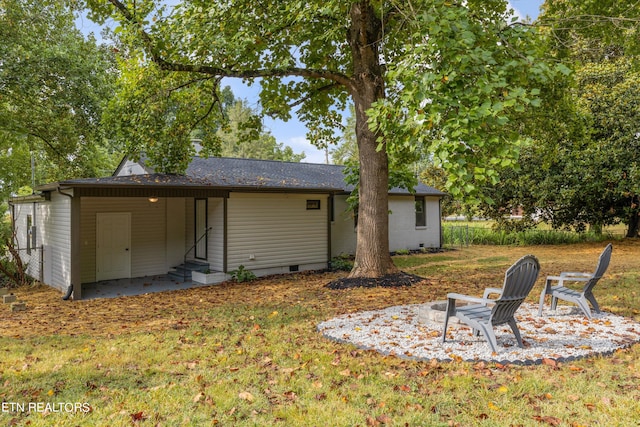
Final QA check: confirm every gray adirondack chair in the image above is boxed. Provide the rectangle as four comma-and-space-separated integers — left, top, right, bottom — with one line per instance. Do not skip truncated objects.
442, 255, 540, 353
538, 243, 612, 319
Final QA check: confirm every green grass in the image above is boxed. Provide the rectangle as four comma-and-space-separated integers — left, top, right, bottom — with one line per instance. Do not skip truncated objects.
1, 242, 639, 426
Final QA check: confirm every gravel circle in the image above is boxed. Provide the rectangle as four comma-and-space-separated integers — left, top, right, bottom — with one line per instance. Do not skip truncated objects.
317, 303, 640, 365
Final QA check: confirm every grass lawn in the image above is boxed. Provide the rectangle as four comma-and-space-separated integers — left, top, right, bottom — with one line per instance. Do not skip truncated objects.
1, 241, 639, 426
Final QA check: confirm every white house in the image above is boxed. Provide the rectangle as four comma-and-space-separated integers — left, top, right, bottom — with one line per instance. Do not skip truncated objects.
10, 157, 444, 299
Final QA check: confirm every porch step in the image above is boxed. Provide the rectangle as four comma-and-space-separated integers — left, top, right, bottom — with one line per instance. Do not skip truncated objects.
169, 260, 210, 281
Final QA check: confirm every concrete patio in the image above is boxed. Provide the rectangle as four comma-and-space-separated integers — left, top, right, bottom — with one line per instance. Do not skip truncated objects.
80, 275, 216, 300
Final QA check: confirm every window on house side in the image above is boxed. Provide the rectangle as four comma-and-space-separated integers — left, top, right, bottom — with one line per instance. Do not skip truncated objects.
415, 196, 426, 227
306, 200, 321, 210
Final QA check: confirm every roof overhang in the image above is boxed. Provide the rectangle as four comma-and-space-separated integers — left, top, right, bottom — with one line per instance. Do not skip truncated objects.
34, 174, 344, 198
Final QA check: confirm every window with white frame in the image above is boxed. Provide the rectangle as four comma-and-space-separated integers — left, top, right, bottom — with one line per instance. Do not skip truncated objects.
415, 196, 426, 227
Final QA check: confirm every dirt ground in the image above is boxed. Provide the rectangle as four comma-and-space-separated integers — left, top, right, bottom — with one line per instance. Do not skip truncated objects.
1, 240, 638, 339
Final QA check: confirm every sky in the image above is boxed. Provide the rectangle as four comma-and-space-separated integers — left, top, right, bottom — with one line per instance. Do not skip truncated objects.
77, 1, 545, 164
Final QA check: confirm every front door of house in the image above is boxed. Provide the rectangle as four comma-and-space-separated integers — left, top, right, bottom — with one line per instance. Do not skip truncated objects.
195, 199, 208, 260
96, 212, 131, 281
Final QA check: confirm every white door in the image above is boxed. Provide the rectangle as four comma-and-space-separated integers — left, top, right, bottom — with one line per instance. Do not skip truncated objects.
96, 213, 131, 281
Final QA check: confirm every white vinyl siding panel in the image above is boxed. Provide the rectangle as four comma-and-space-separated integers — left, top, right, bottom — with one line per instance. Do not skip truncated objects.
80, 197, 167, 283
226, 193, 328, 271
208, 199, 224, 271
42, 192, 72, 290
388, 195, 441, 250
11, 193, 71, 291
165, 198, 186, 269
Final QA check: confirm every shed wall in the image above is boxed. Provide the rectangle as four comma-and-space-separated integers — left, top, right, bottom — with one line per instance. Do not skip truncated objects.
11, 192, 71, 291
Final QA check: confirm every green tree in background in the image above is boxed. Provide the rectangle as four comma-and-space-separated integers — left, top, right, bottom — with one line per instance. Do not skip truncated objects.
0, 0, 117, 199
477, 1, 640, 237
217, 100, 305, 162
85, 0, 558, 279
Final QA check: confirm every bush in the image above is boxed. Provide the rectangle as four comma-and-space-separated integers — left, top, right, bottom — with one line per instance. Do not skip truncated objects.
330, 255, 354, 272
229, 265, 256, 283
0, 230, 30, 288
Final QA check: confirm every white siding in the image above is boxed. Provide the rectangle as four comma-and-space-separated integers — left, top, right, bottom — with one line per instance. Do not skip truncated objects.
166, 198, 186, 269
226, 193, 329, 272
80, 197, 167, 282
43, 192, 72, 290
208, 198, 224, 271
330, 194, 442, 257
11, 192, 71, 291
388, 195, 441, 250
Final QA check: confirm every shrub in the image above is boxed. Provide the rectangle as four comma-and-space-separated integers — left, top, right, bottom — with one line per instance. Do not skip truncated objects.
330, 255, 353, 272
230, 265, 256, 283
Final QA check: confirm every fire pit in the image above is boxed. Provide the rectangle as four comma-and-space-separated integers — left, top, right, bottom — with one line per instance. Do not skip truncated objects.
416, 300, 463, 325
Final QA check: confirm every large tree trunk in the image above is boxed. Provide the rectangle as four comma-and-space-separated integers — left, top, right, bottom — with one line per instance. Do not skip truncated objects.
347, 2, 399, 278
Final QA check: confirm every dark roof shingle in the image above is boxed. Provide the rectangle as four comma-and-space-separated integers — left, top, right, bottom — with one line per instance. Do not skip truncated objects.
42, 157, 445, 196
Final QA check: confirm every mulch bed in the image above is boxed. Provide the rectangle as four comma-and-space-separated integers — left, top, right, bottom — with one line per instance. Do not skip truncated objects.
326, 272, 426, 289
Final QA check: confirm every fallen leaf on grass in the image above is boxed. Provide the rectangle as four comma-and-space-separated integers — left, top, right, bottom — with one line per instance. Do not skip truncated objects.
130, 411, 147, 422
488, 401, 500, 411
366, 414, 392, 425
532, 415, 562, 426
239, 391, 255, 402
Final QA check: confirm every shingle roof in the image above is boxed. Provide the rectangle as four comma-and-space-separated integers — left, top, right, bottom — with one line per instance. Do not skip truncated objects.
42, 157, 445, 196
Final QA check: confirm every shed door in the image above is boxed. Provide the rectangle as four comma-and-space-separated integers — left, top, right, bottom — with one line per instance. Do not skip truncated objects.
96, 213, 131, 281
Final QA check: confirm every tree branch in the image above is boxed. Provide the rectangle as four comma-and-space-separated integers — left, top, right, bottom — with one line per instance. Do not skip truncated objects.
287, 82, 342, 109
106, 0, 355, 91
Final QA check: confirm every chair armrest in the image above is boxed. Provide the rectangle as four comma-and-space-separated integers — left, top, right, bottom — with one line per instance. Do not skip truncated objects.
447, 293, 491, 305
547, 274, 591, 283
560, 272, 592, 278
483, 287, 503, 299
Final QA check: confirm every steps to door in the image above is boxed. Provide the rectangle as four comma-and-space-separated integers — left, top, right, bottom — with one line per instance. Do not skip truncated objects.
168, 260, 210, 281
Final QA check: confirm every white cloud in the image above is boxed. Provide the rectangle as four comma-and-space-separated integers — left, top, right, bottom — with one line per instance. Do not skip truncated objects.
286, 136, 328, 164
507, 2, 525, 21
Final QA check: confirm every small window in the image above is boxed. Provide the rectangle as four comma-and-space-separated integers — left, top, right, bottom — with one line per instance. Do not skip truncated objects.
306, 200, 320, 210
415, 196, 426, 227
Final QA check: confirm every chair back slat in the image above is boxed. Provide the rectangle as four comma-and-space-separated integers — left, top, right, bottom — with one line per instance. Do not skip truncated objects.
583, 243, 612, 293
491, 255, 540, 325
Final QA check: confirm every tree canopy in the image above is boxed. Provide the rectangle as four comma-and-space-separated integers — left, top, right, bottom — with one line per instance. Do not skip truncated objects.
0, 0, 117, 199
84, 0, 559, 278
216, 99, 306, 162
476, 1, 640, 237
